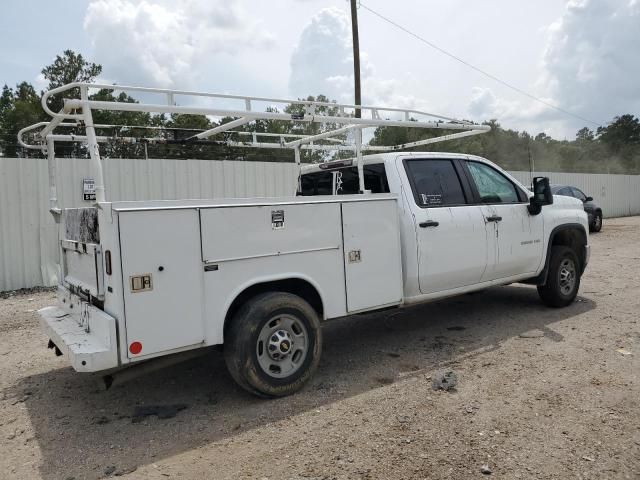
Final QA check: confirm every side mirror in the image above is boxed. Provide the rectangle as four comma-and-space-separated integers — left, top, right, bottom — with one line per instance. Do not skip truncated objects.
585, 196, 593, 202
528, 176, 553, 215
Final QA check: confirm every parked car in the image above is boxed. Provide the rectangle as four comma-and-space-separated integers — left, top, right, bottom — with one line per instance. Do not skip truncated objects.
551, 185, 603, 232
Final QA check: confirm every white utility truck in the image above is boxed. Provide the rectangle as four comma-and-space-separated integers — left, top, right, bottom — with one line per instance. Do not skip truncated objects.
20, 83, 590, 397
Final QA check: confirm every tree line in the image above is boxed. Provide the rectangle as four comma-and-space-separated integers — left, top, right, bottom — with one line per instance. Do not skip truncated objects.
1, 50, 639, 174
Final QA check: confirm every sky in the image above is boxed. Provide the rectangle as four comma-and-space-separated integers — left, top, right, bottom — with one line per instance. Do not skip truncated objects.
1, 0, 638, 139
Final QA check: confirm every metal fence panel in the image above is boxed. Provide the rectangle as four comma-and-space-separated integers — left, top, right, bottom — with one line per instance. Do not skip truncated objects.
0, 158, 639, 291
0, 158, 298, 291
509, 171, 640, 218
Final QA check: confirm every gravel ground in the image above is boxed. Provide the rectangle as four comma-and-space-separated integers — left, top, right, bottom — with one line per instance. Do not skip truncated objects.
1, 216, 639, 480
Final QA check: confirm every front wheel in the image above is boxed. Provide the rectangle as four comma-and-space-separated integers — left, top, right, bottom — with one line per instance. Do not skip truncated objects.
590, 212, 603, 233
224, 292, 322, 398
537, 246, 581, 308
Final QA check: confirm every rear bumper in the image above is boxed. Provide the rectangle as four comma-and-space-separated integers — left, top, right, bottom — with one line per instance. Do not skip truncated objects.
38, 289, 119, 372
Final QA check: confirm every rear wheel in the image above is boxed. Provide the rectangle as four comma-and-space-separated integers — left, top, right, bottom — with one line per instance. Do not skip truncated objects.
590, 212, 602, 233
537, 246, 581, 308
224, 292, 322, 397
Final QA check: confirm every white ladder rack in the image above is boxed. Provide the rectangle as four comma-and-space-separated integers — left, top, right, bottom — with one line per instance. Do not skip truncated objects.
19, 82, 490, 207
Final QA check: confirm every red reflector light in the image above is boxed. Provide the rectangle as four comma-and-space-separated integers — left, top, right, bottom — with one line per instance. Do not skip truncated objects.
129, 342, 142, 355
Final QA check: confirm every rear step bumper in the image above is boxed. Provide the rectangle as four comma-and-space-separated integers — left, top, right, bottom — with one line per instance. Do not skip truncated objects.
38, 295, 119, 372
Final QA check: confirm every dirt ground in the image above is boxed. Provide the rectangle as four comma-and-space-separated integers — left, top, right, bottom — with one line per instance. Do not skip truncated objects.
1, 217, 639, 480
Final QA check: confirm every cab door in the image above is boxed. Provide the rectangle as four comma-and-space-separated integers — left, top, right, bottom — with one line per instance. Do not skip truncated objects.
402, 158, 491, 295
462, 160, 544, 280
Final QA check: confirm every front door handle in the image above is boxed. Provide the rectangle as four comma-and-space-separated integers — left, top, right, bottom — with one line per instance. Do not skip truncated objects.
419, 220, 440, 228
486, 215, 502, 222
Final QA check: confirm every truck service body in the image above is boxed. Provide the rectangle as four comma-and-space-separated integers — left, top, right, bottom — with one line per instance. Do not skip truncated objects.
21, 84, 589, 397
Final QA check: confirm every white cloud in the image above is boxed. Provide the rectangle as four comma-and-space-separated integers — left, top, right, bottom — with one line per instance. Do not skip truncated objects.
468, 87, 550, 123
463, 0, 640, 138
540, 0, 640, 127
288, 7, 426, 113
289, 7, 363, 101
84, 0, 274, 88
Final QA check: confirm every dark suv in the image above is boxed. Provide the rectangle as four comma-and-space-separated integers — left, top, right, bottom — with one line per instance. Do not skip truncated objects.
551, 185, 603, 232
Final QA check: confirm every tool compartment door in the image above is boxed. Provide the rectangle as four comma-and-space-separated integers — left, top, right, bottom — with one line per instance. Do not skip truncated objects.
119, 209, 204, 358
342, 199, 403, 312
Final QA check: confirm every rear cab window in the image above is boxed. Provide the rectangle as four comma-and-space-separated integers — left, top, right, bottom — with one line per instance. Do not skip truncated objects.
299, 171, 333, 196
299, 163, 390, 196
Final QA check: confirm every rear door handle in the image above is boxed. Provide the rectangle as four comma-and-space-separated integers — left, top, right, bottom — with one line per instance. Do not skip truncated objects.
486, 215, 502, 222
419, 220, 439, 228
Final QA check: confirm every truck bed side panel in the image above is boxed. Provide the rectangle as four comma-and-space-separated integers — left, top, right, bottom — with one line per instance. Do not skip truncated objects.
200, 202, 346, 343
341, 199, 403, 312
200, 203, 342, 263
119, 209, 205, 358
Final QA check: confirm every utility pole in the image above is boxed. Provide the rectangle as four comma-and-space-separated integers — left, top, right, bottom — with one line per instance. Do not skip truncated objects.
350, 0, 361, 118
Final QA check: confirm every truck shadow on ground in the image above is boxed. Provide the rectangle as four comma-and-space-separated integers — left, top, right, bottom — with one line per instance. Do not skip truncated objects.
9, 285, 595, 480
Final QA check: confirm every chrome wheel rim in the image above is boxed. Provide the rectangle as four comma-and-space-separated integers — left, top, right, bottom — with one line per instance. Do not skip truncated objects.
595, 215, 601, 229
558, 258, 577, 296
256, 314, 308, 378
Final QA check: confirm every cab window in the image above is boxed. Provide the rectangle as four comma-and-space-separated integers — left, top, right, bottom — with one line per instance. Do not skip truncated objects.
571, 187, 586, 202
335, 164, 389, 195
466, 161, 521, 203
298, 163, 389, 196
299, 171, 333, 196
404, 159, 467, 207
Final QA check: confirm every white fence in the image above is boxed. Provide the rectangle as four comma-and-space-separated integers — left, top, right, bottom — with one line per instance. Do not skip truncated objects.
0, 157, 298, 292
0, 157, 638, 292
509, 171, 640, 219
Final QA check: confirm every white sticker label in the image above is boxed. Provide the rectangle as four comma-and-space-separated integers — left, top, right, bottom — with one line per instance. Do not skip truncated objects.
83, 178, 96, 201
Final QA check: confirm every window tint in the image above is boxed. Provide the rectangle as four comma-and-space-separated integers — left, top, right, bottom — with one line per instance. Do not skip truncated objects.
556, 187, 572, 197
467, 161, 520, 203
405, 159, 467, 207
299, 171, 332, 196
571, 187, 586, 202
299, 163, 389, 196
335, 164, 389, 195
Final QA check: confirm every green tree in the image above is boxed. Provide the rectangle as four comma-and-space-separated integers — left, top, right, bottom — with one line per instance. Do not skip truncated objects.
575, 127, 594, 142
597, 114, 640, 149
0, 82, 44, 157
41, 50, 102, 114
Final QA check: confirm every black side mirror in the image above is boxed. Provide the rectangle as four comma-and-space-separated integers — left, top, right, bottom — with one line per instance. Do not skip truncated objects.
528, 176, 553, 215
585, 196, 593, 202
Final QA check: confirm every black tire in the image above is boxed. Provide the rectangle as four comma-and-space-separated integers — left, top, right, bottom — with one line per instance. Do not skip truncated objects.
537, 246, 581, 308
590, 212, 603, 233
224, 292, 322, 398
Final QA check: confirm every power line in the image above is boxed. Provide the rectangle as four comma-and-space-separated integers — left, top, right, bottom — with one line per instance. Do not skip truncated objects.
359, 2, 601, 127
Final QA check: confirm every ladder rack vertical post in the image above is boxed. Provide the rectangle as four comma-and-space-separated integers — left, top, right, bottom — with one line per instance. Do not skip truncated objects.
46, 135, 61, 221
80, 85, 106, 203
355, 127, 365, 193
294, 147, 302, 194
